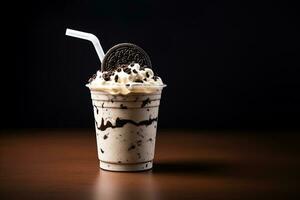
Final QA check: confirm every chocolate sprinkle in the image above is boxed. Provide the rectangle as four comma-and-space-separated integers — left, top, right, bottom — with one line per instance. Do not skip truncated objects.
133, 69, 138, 73
120, 104, 128, 109
135, 80, 143, 83
141, 98, 151, 108
137, 140, 142, 146
114, 75, 119, 82
137, 132, 144, 138
153, 76, 159, 81
128, 144, 136, 151
123, 67, 131, 74
103, 73, 111, 81
100, 148, 104, 153
88, 73, 97, 83
103, 134, 108, 140
146, 72, 150, 78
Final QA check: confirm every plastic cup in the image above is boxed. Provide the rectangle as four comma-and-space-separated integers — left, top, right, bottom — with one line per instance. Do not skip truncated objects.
89, 87, 164, 171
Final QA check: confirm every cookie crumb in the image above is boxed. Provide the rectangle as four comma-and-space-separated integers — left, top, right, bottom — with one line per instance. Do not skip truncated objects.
114, 75, 119, 82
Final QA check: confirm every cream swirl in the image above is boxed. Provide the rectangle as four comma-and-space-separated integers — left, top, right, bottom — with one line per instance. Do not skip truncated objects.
86, 63, 165, 95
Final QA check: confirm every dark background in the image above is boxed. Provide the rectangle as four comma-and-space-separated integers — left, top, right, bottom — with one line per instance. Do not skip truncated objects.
2, 0, 299, 130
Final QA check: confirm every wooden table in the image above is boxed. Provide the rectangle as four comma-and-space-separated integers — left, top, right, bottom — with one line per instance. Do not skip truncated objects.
0, 130, 299, 199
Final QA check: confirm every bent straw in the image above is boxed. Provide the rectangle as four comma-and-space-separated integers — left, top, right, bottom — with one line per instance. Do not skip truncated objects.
65, 28, 105, 63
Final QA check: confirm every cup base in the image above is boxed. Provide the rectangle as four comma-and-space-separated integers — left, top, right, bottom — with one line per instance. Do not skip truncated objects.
100, 160, 153, 172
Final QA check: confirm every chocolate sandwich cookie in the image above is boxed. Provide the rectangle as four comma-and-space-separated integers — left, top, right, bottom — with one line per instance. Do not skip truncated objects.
101, 43, 152, 72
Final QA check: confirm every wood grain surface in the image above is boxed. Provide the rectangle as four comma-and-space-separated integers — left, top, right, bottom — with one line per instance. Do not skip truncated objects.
0, 130, 299, 200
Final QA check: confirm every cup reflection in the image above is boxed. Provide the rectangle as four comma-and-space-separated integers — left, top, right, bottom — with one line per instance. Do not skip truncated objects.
93, 169, 159, 200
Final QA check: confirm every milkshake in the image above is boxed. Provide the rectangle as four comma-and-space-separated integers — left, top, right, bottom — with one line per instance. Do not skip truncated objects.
86, 44, 165, 171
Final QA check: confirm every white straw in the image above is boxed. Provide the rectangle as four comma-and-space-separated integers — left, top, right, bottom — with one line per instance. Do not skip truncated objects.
65, 28, 105, 63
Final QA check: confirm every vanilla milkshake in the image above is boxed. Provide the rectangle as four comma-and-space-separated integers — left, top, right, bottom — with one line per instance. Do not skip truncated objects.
87, 49, 165, 171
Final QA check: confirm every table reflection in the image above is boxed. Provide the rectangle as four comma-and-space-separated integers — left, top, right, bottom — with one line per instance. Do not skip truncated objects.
93, 169, 160, 200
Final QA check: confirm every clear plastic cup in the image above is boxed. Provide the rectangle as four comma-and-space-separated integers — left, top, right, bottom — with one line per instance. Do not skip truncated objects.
89, 86, 165, 171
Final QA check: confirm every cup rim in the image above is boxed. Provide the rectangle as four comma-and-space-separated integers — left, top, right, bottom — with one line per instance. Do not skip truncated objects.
86, 84, 167, 90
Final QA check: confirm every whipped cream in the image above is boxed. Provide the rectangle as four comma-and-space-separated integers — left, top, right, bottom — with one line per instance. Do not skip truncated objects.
86, 63, 165, 95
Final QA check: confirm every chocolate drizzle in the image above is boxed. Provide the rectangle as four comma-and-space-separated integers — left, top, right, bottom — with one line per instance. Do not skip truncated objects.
94, 105, 99, 114
97, 117, 158, 131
